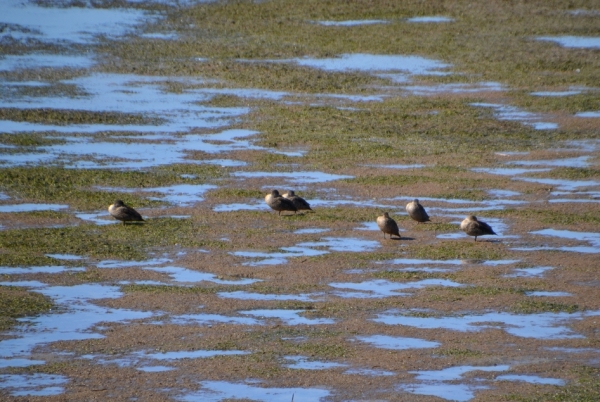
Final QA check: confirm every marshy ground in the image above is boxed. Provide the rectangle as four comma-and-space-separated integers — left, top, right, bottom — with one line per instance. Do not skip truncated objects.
0, 0, 599, 400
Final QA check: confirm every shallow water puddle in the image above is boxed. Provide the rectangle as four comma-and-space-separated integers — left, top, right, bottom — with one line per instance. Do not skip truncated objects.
536, 36, 600, 49
96, 258, 172, 268
0, 72, 271, 168
177, 380, 331, 402
374, 310, 600, 339
398, 365, 510, 401
576, 111, 600, 118
496, 374, 565, 386
507, 156, 591, 168
0, 54, 95, 71
0, 0, 151, 46
231, 247, 328, 266
238, 309, 335, 325
0, 373, 68, 397
45, 254, 84, 261
531, 88, 584, 97
315, 20, 389, 26
145, 266, 260, 285
82, 349, 248, 372
169, 313, 261, 326
407, 16, 455, 23
526, 291, 572, 297
504, 266, 554, 278
0, 203, 68, 213
261, 52, 453, 84
231, 237, 380, 266
512, 228, 600, 253
471, 102, 558, 130
513, 176, 600, 192
293, 228, 330, 234
0, 265, 85, 275
330, 279, 463, 298
473, 167, 552, 176
0, 284, 152, 364
99, 183, 217, 206
284, 355, 347, 370
403, 82, 503, 96
232, 171, 354, 183
354, 334, 440, 350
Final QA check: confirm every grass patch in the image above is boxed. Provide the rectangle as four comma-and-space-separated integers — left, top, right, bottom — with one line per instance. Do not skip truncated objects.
0, 166, 224, 210
437, 348, 483, 358
511, 300, 580, 314
208, 188, 265, 199
431, 189, 488, 201
0, 218, 216, 261
121, 284, 226, 294
488, 208, 600, 226
0, 133, 65, 147
0, 286, 54, 330
541, 167, 600, 180
507, 366, 600, 402
374, 270, 451, 281
445, 286, 524, 296
407, 241, 506, 260
0, 108, 164, 126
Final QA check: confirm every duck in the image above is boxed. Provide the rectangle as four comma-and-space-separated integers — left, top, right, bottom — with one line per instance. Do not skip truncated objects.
283, 190, 312, 213
265, 190, 297, 216
108, 200, 144, 224
406, 199, 430, 223
460, 215, 497, 241
376, 212, 401, 239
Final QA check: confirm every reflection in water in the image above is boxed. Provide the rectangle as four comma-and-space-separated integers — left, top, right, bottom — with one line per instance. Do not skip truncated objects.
354, 334, 439, 350
239, 309, 335, 325
284, 355, 347, 370
536, 36, 600, 49
374, 310, 600, 339
398, 365, 510, 402
178, 380, 330, 402
0, 373, 68, 397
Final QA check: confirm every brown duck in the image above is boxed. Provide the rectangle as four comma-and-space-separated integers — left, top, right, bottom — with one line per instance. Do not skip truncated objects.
108, 200, 144, 224
406, 199, 430, 223
283, 190, 312, 213
265, 190, 297, 215
460, 215, 497, 241
376, 212, 401, 239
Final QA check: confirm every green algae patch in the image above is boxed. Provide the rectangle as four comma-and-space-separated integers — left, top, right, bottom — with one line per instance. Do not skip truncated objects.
374, 270, 453, 281
208, 188, 265, 200
407, 240, 506, 261
0, 133, 65, 147
0, 108, 165, 126
0, 166, 224, 210
511, 300, 580, 314
0, 218, 211, 261
0, 286, 54, 330
508, 366, 600, 402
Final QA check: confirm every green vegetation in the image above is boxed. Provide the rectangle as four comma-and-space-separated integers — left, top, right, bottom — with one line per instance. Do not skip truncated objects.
0, 286, 54, 330
0, 108, 164, 126
0, 166, 225, 210
508, 366, 600, 402
0, 218, 217, 261
375, 270, 451, 281
407, 241, 506, 260
511, 300, 580, 314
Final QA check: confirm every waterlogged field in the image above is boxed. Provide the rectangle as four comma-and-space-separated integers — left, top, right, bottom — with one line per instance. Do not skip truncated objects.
0, 0, 599, 400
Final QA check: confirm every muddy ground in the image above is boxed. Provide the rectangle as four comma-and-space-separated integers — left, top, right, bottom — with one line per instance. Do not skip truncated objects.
1, 0, 599, 401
